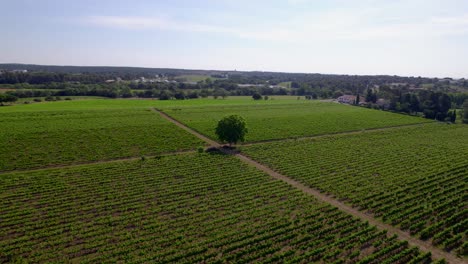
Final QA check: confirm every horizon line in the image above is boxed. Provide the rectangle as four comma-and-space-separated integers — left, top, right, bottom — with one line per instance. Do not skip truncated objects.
0, 62, 465, 80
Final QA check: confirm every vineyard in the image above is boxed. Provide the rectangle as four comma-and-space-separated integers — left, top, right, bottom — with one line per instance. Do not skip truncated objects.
242, 123, 468, 256
162, 101, 431, 142
0, 97, 466, 263
0, 153, 438, 263
0, 108, 204, 171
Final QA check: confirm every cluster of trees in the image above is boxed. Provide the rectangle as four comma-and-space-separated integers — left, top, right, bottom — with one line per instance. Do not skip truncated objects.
3, 80, 290, 100
252, 93, 270, 100
463, 100, 468, 124
5, 85, 133, 99
449, 93, 468, 108
0, 64, 221, 77
3, 64, 467, 100
362, 87, 465, 122
0, 93, 18, 105
1, 66, 434, 87
0, 71, 124, 85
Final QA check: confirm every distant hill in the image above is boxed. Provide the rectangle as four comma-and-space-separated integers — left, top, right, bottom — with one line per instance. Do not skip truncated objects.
0, 63, 228, 76
1, 63, 466, 92
0, 63, 436, 79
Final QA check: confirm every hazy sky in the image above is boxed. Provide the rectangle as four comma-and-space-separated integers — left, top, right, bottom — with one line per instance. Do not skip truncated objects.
2, 0, 468, 78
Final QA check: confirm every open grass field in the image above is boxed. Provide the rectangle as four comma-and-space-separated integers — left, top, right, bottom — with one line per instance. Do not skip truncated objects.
0, 153, 436, 263
0, 96, 309, 112
278, 81, 292, 88
162, 101, 432, 142
0, 88, 16, 93
242, 123, 468, 256
175, 74, 223, 82
0, 108, 204, 171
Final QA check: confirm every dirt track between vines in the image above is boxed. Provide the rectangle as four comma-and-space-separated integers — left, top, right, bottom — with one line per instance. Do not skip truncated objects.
0, 150, 196, 175
155, 108, 464, 264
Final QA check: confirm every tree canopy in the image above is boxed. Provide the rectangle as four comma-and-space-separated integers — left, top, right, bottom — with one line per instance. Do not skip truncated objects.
252, 93, 262, 100
463, 99, 468, 124
0, 94, 17, 105
215, 115, 248, 146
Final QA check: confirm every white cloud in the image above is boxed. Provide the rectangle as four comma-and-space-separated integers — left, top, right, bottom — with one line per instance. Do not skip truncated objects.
84, 8, 468, 43
86, 15, 231, 33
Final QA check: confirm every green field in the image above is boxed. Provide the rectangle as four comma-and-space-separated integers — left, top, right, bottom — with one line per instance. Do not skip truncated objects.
242, 123, 468, 255
0, 97, 465, 262
0, 153, 435, 263
163, 101, 432, 142
0, 97, 309, 113
0, 97, 315, 170
175, 74, 223, 82
0, 108, 204, 171
278, 81, 292, 88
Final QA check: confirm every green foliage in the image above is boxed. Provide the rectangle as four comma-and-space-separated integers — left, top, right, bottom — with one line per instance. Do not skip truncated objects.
252, 93, 262, 100
0, 154, 432, 263
0, 93, 17, 104
215, 115, 248, 145
366, 89, 377, 103
463, 99, 468, 124
213, 88, 228, 99
244, 123, 468, 254
446, 110, 456, 123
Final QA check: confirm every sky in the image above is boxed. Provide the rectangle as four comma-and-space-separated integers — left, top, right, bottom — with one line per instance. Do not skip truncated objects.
1, 0, 468, 78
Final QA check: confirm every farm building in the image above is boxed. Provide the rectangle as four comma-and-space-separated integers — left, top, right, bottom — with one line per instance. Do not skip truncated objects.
337, 95, 356, 104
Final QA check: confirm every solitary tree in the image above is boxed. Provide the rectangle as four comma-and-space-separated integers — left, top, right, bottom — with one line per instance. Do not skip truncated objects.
252, 93, 262, 100
463, 99, 468, 124
448, 110, 456, 123
215, 115, 248, 146
365, 89, 374, 103
355, 94, 360, 105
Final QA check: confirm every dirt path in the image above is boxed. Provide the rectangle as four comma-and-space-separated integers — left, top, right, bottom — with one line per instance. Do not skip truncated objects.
241, 122, 429, 146
153, 108, 464, 264
0, 150, 196, 175
236, 154, 464, 264
154, 108, 221, 147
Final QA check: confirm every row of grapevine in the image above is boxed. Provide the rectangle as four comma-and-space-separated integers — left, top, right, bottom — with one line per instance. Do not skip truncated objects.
162, 101, 430, 142
0, 108, 204, 171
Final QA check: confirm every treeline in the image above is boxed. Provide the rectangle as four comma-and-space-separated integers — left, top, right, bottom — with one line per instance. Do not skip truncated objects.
0, 93, 18, 105
363, 87, 468, 122
4, 82, 289, 100
4, 74, 464, 102
3, 70, 464, 89
3, 64, 467, 90
0, 63, 219, 76
0, 71, 129, 84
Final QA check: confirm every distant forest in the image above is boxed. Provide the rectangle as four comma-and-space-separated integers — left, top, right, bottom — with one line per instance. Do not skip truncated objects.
1, 63, 467, 122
